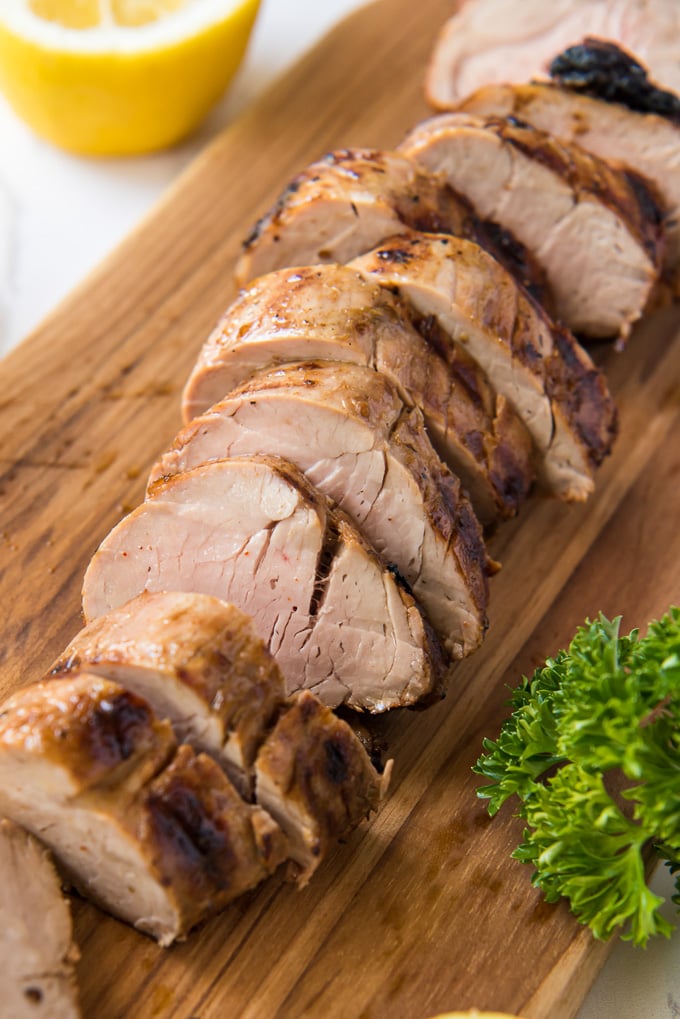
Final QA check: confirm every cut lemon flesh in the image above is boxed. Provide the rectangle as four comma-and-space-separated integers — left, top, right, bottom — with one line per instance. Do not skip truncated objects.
28, 0, 190, 30
0, 0, 261, 154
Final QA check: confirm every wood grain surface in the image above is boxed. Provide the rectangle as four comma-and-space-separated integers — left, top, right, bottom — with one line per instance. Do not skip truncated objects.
1, 0, 679, 1016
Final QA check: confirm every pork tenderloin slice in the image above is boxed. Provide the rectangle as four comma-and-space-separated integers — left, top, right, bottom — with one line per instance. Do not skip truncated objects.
150, 363, 493, 657
456, 80, 680, 294
236, 148, 470, 286
83, 455, 447, 709
401, 112, 664, 340
350, 233, 617, 500
52, 591, 286, 796
425, 0, 680, 108
183, 264, 535, 525
236, 148, 548, 305
0, 676, 286, 946
254, 690, 391, 882
0, 673, 175, 800
50, 595, 387, 871
0, 820, 80, 1019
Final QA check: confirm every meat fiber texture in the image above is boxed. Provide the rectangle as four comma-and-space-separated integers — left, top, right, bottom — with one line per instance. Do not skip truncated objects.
254, 690, 391, 881
0, 674, 286, 946
235, 147, 549, 305
400, 112, 664, 341
235, 148, 473, 286
426, 0, 680, 109
183, 263, 535, 526
350, 233, 617, 500
52, 590, 287, 796
51, 592, 389, 883
457, 80, 680, 295
83, 455, 447, 711
0, 819, 81, 1019
150, 362, 493, 660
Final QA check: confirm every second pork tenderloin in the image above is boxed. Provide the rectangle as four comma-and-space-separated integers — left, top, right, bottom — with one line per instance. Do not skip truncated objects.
82, 455, 447, 709
53, 591, 388, 880
150, 362, 494, 659
455, 79, 680, 294
236, 147, 548, 304
183, 264, 535, 525
350, 232, 617, 500
53, 590, 287, 795
0, 674, 287, 946
400, 112, 665, 341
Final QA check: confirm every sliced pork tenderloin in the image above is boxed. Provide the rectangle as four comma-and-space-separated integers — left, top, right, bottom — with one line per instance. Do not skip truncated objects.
83, 455, 447, 709
457, 79, 680, 294
254, 690, 391, 882
0, 820, 80, 1019
150, 363, 494, 658
401, 112, 665, 341
0, 675, 285, 946
183, 264, 535, 525
52, 591, 286, 796
426, 0, 680, 109
350, 233, 617, 500
53, 596, 388, 882
236, 148, 468, 285
235, 148, 548, 305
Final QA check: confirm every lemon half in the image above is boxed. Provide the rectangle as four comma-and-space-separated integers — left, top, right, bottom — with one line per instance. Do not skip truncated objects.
0, 0, 261, 154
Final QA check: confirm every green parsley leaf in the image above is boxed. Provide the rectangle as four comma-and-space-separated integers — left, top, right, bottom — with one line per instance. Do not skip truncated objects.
475, 609, 680, 946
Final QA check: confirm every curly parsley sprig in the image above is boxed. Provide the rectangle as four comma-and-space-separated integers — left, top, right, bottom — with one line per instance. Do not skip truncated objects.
474, 609, 680, 946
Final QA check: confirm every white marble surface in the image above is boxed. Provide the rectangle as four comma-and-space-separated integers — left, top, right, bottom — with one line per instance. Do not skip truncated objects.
0, 1, 678, 1016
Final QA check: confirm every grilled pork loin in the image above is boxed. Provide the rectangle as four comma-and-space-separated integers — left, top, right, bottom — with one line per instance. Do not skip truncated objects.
235, 148, 548, 304
183, 264, 534, 525
351, 233, 617, 500
401, 112, 664, 340
52, 596, 388, 881
0, 820, 80, 1019
0, 675, 286, 946
83, 455, 446, 709
426, 0, 680, 109
456, 81, 680, 294
236, 148, 468, 285
52, 591, 286, 795
150, 362, 493, 658
255, 690, 391, 881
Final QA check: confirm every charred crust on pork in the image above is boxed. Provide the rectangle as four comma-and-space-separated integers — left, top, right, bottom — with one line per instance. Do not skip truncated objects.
467, 217, 549, 308
146, 750, 242, 890
548, 324, 619, 467
549, 38, 680, 125
485, 114, 666, 267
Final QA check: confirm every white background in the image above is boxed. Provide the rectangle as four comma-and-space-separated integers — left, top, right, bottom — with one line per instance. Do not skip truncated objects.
0, 1, 678, 1015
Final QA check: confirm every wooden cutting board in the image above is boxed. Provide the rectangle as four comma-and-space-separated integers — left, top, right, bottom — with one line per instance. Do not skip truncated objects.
1, 0, 679, 1016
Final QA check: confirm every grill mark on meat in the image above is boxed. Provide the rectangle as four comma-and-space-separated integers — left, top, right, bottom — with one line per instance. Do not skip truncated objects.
457, 80, 680, 298
242, 177, 304, 251
548, 324, 619, 466
147, 778, 237, 891
468, 218, 548, 306
324, 739, 350, 785
622, 168, 666, 238
91, 693, 158, 767
386, 561, 413, 596
487, 114, 665, 267
549, 38, 680, 125
237, 146, 547, 305
402, 113, 664, 339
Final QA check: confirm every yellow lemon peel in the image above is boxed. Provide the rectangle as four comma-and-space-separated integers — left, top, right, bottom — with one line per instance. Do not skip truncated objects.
0, 0, 261, 154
